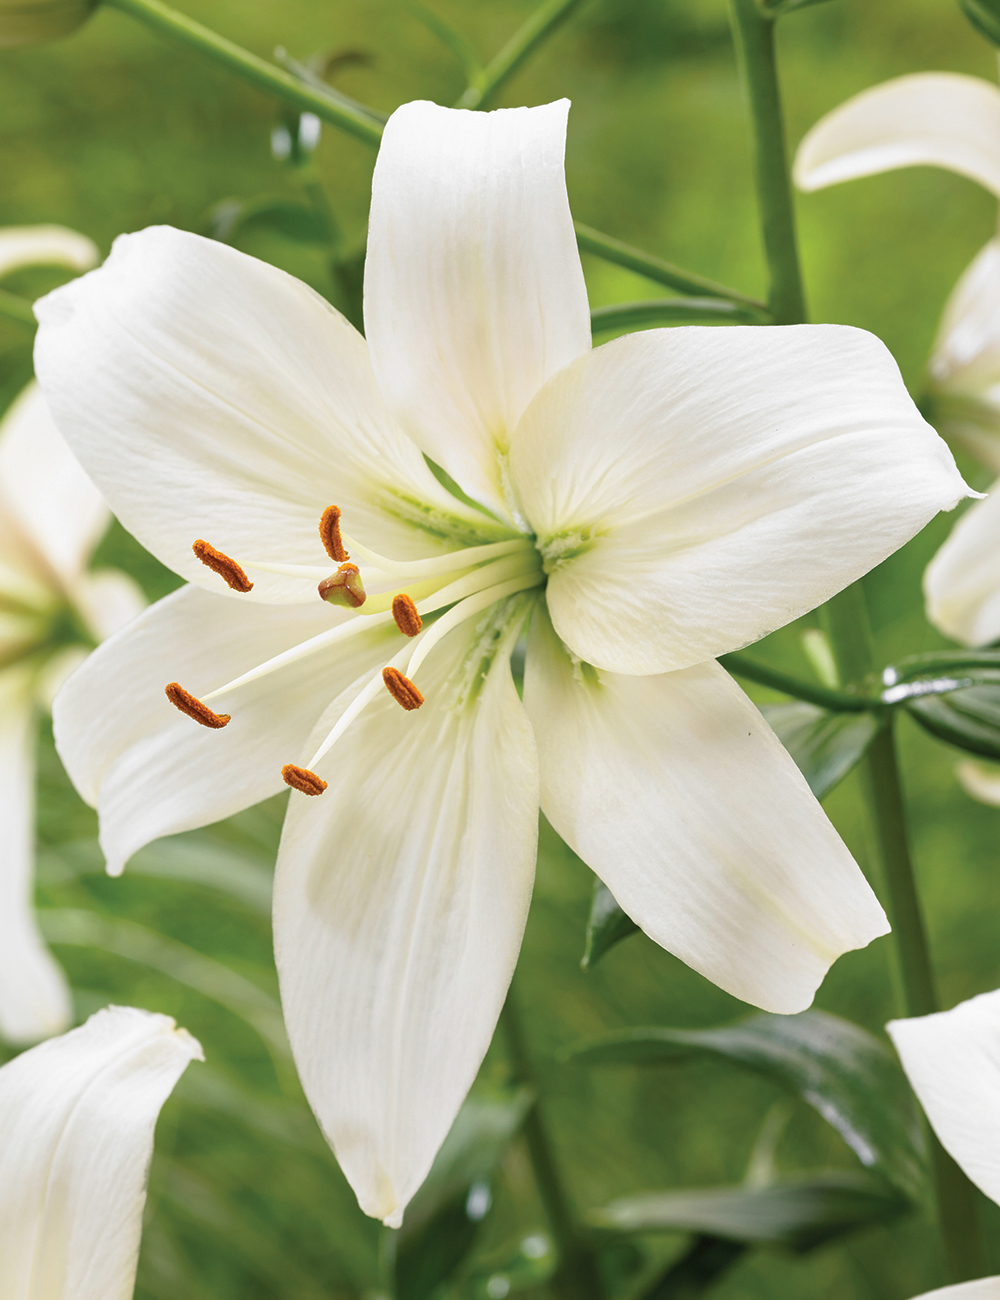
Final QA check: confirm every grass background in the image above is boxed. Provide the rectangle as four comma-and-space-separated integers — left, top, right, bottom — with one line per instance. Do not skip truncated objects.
2, 0, 999, 1296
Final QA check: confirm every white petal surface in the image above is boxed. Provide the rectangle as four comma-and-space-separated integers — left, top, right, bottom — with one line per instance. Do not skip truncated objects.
0, 667, 71, 1044
275, 598, 538, 1225
511, 325, 967, 675
72, 568, 147, 643
794, 73, 1000, 196
523, 612, 888, 1013
956, 759, 1000, 806
0, 1004, 201, 1300
910, 1282, 1000, 1300
924, 486, 1000, 646
888, 987, 1000, 1207
34, 226, 500, 606
365, 100, 591, 519
53, 584, 398, 874
0, 383, 109, 582
0, 224, 97, 279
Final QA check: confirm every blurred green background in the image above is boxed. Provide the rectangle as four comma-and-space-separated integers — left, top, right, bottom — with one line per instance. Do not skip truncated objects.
2, 1, 1000, 1297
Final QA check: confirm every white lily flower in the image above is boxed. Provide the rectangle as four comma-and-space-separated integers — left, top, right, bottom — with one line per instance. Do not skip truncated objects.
0, 1004, 202, 1299
888, 989, 1000, 1299
36, 98, 969, 1227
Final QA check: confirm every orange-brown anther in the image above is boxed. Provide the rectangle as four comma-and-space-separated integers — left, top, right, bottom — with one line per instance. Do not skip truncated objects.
165, 682, 231, 729
319, 505, 349, 562
192, 539, 254, 593
318, 563, 367, 609
382, 666, 424, 710
391, 593, 422, 637
281, 764, 328, 795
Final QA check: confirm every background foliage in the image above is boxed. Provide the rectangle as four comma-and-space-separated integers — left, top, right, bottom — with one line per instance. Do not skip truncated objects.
2, 1, 999, 1296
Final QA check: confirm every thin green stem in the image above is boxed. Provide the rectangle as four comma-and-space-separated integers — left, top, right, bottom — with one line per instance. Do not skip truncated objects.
501, 989, 605, 1300
720, 650, 871, 712
0, 287, 36, 327
457, 0, 589, 109
575, 221, 767, 310
101, 0, 384, 146
727, 0, 806, 323
591, 297, 763, 333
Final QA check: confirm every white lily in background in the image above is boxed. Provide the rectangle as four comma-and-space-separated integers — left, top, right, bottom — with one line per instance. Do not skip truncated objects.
0, 1004, 202, 1299
889, 989, 1000, 1299
0, 223, 145, 1046
36, 98, 968, 1227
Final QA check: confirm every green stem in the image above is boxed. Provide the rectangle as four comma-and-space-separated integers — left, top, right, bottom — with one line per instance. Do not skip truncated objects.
727, 0, 806, 323
457, 0, 589, 109
591, 298, 762, 333
101, 0, 384, 146
720, 650, 871, 712
501, 990, 605, 1300
575, 221, 767, 310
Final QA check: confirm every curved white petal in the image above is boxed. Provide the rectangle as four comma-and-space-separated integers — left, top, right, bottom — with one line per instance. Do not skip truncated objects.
0, 668, 71, 1045
53, 584, 398, 875
34, 226, 500, 606
275, 598, 538, 1225
888, 987, 1000, 1207
0, 224, 97, 279
511, 325, 967, 675
0, 383, 108, 582
72, 568, 147, 642
523, 612, 888, 1014
924, 485, 1000, 646
911, 1282, 1000, 1300
0, 1004, 201, 1300
364, 100, 591, 519
794, 73, 1000, 197
956, 759, 1000, 806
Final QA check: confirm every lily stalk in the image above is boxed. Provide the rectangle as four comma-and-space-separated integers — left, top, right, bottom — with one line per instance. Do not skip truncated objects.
727, 0, 984, 1279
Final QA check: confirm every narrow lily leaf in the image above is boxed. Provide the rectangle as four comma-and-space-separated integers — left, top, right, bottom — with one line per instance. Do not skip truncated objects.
588, 1173, 907, 1251
590, 298, 761, 334
569, 1010, 925, 1198
581, 877, 639, 970
394, 1088, 533, 1300
961, 0, 1000, 45
906, 682, 1000, 761
760, 702, 879, 799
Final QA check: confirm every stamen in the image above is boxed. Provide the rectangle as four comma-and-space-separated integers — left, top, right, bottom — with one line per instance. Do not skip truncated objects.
281, 764, 328, 796
382, 667, 424, 710
165, 682, 231, 728
340, 533, 526, 579
407, 573, 543, 682
318, 563, 367, 609
319, 506, 349, 562
192, 540, 254, 593
392, 594, 422, 637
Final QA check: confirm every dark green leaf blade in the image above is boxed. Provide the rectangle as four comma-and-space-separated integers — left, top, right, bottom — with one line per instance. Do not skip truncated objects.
961, 0, 1000, 45
569, 1010, 925, 1198
906, 681, 1000, 760
581, 878, 639, 970
591, 298, 761, 334
761, 702, 878, 799
589, 1173, 907, 1252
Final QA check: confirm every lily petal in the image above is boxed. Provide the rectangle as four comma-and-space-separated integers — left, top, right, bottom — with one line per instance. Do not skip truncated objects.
924, 484, 1000, 646
794, 73, 1000, 197
956, 759, 1000, 806
34, 227, 498, 606
72, 568, 147, 643
0, 383, 108, 583
53, 584, 397, 875
910, 1283, 1000, 1300
0, 224, 97, 279
0, 1004, 202, 1300
0, 667, 71, 1044
888, 987, 1000, 1207
511, 325, 968, 675
523, 611, 888, 1014
365, 99, 591, 519
274, 597, 538, 1225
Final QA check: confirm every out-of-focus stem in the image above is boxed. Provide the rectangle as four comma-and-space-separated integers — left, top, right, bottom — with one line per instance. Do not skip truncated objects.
457, 0, 588, 109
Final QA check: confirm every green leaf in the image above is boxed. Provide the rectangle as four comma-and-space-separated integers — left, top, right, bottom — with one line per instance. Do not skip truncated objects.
637, 1236, 747, 1300
960, 0, 1000, 44
569, 1010, 925, 1198
393, 1088, 533, 1300
760, 702, 878, 799
207, 196, 335, 246
588, 1172, 907, 1251
906, 679, 1000, 761
581, 878, 639, 970
590, 298, 762, 333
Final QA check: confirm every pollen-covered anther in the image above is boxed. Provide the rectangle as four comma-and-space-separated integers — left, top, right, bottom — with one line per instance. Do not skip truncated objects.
192, 539, 253, 593
391, 593, 422, 637
382, 666, 424, 710
319, 505, 349, 562
318, 563, 367, 609
165, 682, 231, 729
281, 764, 328, 796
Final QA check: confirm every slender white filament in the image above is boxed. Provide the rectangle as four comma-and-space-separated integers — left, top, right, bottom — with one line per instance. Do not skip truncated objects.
307, 644, 415, 769
407, 574, 541, 680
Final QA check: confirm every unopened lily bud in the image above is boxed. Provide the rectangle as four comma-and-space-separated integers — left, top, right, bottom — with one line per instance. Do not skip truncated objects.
0, 0, 95, 47
318, 562, 366, 609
